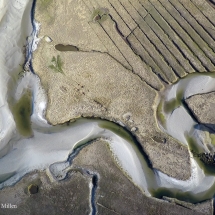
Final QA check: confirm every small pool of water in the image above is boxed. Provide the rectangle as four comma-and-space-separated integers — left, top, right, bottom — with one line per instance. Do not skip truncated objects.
55, 44, 79, 52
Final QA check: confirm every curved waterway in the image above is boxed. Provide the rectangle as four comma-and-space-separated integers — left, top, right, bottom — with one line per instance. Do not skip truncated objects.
2, 0, 215, 207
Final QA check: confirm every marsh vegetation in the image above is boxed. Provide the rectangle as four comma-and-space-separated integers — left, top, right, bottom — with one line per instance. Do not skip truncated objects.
48, 55, 64, 74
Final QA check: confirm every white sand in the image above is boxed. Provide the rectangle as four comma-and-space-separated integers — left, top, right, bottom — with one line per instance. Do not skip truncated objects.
0, 0, 33, 155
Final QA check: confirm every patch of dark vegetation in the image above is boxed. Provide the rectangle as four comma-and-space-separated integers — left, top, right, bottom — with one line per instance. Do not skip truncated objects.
91, 8, 109, 23
48, 55, 64, 74
192, 151, 215, 166
11, 91, 33, 137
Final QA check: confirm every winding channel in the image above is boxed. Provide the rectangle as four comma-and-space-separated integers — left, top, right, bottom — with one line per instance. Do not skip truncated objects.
1, 0, 215, 210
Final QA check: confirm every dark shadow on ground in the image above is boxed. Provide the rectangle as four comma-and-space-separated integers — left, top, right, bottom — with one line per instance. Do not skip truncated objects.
194, 123, 215, 134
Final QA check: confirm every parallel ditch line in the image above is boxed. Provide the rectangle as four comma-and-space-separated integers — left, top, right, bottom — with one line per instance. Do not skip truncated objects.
105, 0, 138, 62
107, 0, 134, 35
127, 0, 148, 18
138, 0, 205, 72
129, 33, 171, 84
157, 0, 213, 71
143, 13, 188, 76
108, 0, 137, 32
99, 22, 134, 71
97, 202, 120, 215
133, 27, 178, 83
178, 0, 215, 49
149, 0, 208, 72
170, 40, 198, 73
127, 0, 178, 80
169, 0, 215, 64
106, 0, 165, 88
137, 20, 183, 80
186, 0, 215, 40
86, 0, 131, 37
129, 32, 171, 84
120, 0, 187, 78
81, 49, 135, 74
129, 0, 195, 73
144, 12, 192, 74
82, 0, 164, 90
91, 26, 132, 71
81, 0, 109, 50
81, 0, 132, 70
102, 16, 162, 91
127, 33, 170, 84
110, 2, 170, 81
94, 0, 131, 37
88, 0, 139, 70
90, 22, 133, 70
191, 0, 215, 27
117, 0, 180, 81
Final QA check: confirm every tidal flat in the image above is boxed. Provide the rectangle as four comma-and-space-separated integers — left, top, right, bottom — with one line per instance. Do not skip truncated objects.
1, 0, 215, 214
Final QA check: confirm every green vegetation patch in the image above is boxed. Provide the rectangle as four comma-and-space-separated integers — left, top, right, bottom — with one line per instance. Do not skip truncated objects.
156, 101, 166, 127
48, 55, 64, 74
99, 121, 134, 143
210, 133, 215, 146
164, 90, 183, 113
12, 91, 33, 137
91, 8, 109, 23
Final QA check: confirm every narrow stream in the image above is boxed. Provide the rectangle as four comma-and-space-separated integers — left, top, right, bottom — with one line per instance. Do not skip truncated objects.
2, 0, 215, 209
